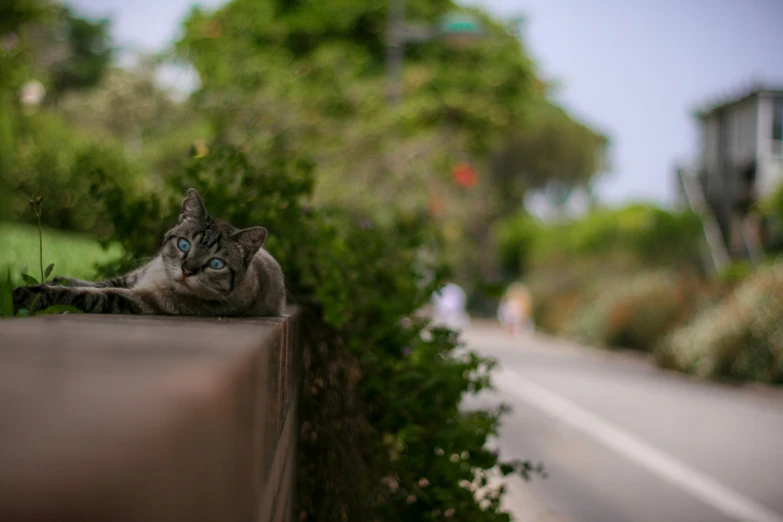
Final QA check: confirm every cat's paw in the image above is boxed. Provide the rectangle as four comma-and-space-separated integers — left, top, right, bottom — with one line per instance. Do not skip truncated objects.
12, 284, 47, 313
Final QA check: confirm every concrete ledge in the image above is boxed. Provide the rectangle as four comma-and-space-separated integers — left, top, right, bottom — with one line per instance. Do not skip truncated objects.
0, 308, 302, 522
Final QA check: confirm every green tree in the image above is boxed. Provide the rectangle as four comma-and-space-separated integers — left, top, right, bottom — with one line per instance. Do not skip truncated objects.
0, 0, 48, 35
26, 4, 112, 104
176, 0, 535, 154
490, 99, 610, 215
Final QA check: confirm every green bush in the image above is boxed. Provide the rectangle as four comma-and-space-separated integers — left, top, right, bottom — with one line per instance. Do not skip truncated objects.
526, 261, 600, 335
564, 271, 695, 352
656, 263, 783, 383
496, 203, 705, 276
759, 183, 783, 254
88, 142, 542, 522
493, 213, 538, 278
718, 259, 755, 284
497, 204, 708, 350
4, 110, 142, 234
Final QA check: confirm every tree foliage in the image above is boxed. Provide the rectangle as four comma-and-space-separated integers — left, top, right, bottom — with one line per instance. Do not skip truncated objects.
175, 0, 536, 159
29, 4, 113, 102
490, 100, 610, 214
57, 56, 207, 179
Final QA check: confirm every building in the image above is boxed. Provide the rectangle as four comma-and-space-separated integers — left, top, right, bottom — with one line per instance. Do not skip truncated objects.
679, 84, 783, 262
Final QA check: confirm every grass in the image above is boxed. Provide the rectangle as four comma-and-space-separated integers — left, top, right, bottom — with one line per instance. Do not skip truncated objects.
0, 222, 122, 284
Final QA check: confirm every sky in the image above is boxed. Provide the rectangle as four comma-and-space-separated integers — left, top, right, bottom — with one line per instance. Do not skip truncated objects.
66, 0, 783, 207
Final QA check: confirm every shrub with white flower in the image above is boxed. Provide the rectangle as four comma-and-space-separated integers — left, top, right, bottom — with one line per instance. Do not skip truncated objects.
656, 263, 783, 383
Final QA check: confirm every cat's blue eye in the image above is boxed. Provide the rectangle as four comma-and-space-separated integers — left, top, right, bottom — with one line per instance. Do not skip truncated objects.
208, 258, 225, 270
177, 238, 191, 252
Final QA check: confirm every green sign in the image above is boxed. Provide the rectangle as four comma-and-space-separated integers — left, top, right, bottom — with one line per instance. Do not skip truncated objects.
437, 12, 482, 36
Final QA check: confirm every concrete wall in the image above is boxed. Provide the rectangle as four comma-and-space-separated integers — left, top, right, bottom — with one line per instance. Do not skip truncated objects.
0, 310, 302, 522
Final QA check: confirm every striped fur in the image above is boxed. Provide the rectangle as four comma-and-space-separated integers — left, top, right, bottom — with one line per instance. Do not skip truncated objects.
12, 189, 286, 317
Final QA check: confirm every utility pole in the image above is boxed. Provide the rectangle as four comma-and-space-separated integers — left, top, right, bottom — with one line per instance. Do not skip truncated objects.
386, 0, 405, 106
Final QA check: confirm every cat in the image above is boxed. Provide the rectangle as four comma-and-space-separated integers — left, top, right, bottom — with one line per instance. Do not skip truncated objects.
12, 188, 286, 317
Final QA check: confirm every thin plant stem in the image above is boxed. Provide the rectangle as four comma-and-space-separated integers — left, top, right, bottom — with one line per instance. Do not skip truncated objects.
29, 293, 41, 314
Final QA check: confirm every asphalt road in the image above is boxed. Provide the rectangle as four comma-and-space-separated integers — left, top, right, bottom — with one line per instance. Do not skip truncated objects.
460, 322, 783, 522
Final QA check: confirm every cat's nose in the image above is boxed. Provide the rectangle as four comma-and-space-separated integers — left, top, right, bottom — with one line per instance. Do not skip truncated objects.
182, 268, 195, 277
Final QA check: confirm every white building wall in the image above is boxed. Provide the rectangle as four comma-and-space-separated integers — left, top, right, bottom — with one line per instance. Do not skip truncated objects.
757, 95, 783, 196
728, 98, 758, 166
698, 92, 783, 200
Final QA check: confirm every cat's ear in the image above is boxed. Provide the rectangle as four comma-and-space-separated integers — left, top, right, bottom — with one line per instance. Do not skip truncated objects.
231, 227, 268, 260
180, 188, 207, 222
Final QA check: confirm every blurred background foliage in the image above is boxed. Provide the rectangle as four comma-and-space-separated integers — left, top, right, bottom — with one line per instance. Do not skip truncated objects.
3, 0, 783, 519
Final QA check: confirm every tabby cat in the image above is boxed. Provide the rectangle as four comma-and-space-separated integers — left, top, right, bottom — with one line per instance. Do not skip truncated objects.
12, 189, 286, 316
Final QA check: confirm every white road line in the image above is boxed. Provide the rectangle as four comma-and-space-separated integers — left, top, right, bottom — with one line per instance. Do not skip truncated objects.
494, 368, 783, 522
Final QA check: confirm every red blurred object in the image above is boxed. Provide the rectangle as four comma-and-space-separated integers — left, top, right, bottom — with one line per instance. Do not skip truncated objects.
451, 163, 478, 187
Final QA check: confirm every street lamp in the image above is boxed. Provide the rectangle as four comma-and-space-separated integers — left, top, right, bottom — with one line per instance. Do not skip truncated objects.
386, 0, 483, 106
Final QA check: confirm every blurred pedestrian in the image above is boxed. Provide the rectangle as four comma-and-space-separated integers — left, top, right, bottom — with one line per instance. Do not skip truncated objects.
431, 282, 470, 331
497, 282, 534, 337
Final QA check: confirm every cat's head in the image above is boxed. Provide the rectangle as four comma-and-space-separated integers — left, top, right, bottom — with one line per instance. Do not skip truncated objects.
160, 188, 268, 298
